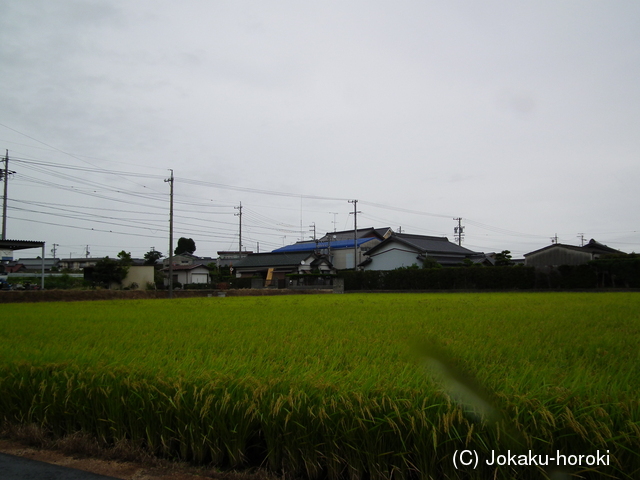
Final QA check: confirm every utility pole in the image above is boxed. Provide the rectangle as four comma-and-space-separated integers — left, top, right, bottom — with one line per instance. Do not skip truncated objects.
327, 233, 337, 259
51, 243, 59, 259
551, 233, 558, 244
234, 202, 243, 253
1, 150, 15, 240
164, 169, 174, 298
309, 222, 316, 241
453, 218, 464, 246
85, 245, 90, 258
348, 200, 361, 269
577, 233, 585, 247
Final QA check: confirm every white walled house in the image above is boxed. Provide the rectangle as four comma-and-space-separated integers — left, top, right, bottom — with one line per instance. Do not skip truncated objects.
164, 264, 210, 286
272, 227, 392, 270
361, 233, 483, 270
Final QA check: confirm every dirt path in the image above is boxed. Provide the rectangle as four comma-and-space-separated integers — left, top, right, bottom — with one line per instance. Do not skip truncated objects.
0, 438, 274, 480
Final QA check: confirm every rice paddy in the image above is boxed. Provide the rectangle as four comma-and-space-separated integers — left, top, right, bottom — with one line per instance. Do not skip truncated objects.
1, 292, 639, 479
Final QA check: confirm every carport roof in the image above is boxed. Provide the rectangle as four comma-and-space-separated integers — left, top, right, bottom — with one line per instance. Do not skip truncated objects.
0, 239, 45, 250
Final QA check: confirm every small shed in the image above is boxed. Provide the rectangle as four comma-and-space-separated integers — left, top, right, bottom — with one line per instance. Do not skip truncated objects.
163, 263, 210, 286
0, 239, 46, 288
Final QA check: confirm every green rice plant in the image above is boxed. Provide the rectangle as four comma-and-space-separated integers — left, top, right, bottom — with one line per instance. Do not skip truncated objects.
1, 293, 639, 478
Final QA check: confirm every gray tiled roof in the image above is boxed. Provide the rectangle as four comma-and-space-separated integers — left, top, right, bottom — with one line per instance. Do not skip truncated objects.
366, 233, 480, 256
524, 239, 623, 257
319, 227, 391, 242
232, 252, 316, 269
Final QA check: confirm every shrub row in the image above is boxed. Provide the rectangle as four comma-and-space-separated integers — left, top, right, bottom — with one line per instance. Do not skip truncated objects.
340, 266, 536, 291
340, 258, 640, 291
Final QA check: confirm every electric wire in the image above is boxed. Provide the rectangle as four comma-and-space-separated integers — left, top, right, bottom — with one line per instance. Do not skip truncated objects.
4, 129, 638, 257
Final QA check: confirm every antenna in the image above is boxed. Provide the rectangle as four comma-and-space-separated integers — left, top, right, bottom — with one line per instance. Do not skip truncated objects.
329, 212, 338, 232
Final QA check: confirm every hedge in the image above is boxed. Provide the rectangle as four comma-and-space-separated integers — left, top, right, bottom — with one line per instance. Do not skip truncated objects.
339, 256, 640, 291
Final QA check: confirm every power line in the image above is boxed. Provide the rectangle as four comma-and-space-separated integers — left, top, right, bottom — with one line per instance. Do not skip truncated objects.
5, 129, 637, 258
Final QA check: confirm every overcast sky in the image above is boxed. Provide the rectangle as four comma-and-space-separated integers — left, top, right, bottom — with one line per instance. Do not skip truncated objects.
1, 1, 639, 260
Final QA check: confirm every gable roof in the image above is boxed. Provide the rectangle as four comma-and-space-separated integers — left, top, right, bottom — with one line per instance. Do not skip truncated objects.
13, 258, 60, 269
523, 244, 583, 257
318, 227, 391, 242
581, 239, 622, 255
162, 263, 210, 272
366, 233, 480, 256
524, 239, 623, 257
232, 251, 318, 269
273, 237, 377, 253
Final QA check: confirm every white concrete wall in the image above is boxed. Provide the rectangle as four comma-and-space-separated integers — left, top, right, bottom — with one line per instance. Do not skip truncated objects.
191, 272, 209, 284
122, 266, 155, 289
363, 247, 422, 271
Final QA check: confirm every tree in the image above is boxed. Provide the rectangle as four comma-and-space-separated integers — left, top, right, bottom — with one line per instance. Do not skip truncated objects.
144, 249, 164, 266
494, 250, 513, 266
422, 256, 442, 269
117, 250, 133, 266
175, 237, 196, 255
92, 256, 130, 288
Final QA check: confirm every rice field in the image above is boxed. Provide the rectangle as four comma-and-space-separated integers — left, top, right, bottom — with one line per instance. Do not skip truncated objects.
1, 292, 639, 479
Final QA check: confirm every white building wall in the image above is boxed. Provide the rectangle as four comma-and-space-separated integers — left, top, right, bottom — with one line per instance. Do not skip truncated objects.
123, 266, 155, 289
191, 272, 209, 284
363, 248, 422, 271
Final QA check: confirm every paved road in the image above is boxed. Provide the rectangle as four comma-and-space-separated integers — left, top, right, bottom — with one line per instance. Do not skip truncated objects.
0, 452, 123, 480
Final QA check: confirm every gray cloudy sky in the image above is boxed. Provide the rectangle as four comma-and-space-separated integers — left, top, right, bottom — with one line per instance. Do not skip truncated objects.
1, 1, 639, 260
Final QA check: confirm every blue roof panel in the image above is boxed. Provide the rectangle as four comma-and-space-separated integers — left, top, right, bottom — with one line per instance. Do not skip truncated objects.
273, 238, 374, 253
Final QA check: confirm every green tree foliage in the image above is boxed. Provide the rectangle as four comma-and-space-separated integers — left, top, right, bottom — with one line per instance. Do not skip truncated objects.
422, 256, 443, 269
175, 237, 196, 255
144, 249, 164, 266
45, 273, 85, 289
93, 253, 131, 288
494, 250, 513, 266
206, 262, 219, 283
117, 250, 133, 266
589, 253, 640, 288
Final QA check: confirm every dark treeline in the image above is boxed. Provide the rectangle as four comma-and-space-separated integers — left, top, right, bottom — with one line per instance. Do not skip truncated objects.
339, 255, 640, 291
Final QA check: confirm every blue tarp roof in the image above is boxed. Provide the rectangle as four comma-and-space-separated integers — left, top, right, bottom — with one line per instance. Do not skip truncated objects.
273, 238, 374, 253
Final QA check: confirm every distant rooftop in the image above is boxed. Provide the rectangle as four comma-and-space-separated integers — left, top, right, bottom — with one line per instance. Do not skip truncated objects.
273, 238, 376, 253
